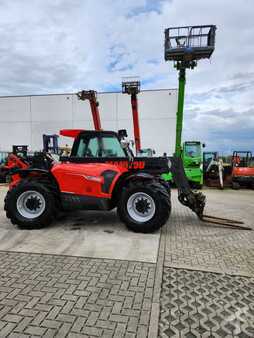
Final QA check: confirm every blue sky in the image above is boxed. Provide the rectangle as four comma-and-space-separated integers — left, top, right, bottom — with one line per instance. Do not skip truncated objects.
0, 0, 253, 154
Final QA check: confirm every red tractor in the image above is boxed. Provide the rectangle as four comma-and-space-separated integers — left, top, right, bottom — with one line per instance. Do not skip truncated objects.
4, 126, 207, 233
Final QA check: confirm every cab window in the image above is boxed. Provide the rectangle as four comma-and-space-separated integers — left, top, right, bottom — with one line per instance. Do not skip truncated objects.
101, 136, 126, 157
75, 134, 126, 158
185, 143, 200, 158
76, 136, 99, 157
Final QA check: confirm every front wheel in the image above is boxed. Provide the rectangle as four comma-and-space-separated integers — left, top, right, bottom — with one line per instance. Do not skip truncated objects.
117, 181, 171, 233
4, 180, 56, 229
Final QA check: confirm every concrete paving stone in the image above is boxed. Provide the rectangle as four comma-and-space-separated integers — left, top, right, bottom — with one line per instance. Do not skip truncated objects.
41, 318, 62, 329
109, 314, 129, 323
3, 313, 22, 323
137, 324, 148, 338
25, 325, 47, 336
31, 311, 47, 325
14, 316, 33, 332
55, 322, 72, 338
96, 319, 116, 330
102, 328, 114, 337
8, 333, 30, 338
67, 333, 89, 338
71, 316, 86, 332
113, 322, 127, 336
125, 332, 136, 338
82, 325, 103, 336
1, 299, 18, 308
0, 251, 155, 337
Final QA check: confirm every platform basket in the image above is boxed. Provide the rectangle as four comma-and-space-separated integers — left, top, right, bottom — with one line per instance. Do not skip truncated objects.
122, 76, 140, 95
164, 25, 216, 62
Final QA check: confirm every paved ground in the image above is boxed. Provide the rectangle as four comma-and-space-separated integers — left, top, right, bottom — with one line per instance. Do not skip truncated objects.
0, 251, 154, 338
159, 189, 254, 337
160, 268, 254, 337
0, 186, 253, 337
0, 187, 159, 263
165, 189, 254, 276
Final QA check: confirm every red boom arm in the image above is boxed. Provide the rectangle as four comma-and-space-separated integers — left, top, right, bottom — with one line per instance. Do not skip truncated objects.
131, 93, 141, 153
77, 90, 102, 131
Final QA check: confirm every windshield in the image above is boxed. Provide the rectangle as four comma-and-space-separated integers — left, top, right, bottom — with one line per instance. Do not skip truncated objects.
184, 143, 201, 158
75, 134, 126, 158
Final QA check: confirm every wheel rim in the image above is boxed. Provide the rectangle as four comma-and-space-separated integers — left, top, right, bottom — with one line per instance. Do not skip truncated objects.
17, 190, 46, 219
127, 192, 156, 223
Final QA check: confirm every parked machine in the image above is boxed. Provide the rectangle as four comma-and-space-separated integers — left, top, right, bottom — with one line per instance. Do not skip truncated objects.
43, 134, 59, 154
0, 145, 29, 183
163, 141, 204, 188
162, 25, 217, 188
122, 78, 155, 157
203, 152, 218, 174
77, 90, 102, 131
231, 151, 254, 189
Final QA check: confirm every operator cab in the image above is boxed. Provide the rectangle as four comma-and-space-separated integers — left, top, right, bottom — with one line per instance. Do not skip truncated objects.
183, 141, 201, 159
232, 151, 253, 167
71, 130, 128, 158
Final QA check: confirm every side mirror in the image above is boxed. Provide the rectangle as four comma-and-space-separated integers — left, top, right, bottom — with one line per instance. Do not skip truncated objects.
202, 143, 206, 148
118, 129, 128, 139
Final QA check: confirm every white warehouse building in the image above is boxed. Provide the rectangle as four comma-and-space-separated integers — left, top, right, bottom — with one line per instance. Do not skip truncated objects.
0, 89, 177, 156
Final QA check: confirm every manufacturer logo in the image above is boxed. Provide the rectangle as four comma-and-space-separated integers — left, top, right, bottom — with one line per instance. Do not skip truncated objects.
106, 161, 145, 169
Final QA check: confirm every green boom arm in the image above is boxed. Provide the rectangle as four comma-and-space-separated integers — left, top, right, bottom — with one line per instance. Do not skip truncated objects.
175, 67, 186, 158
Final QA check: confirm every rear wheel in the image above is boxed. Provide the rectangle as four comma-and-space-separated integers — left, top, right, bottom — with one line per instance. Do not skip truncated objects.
117, 180, 171, 233
4, 180, 56, 229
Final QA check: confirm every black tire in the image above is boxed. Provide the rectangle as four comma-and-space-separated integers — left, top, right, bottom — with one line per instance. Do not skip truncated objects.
192, 182, 203, 190
232, 181, 240, 190
4, 180, 57, 229
117, 180, 171, 233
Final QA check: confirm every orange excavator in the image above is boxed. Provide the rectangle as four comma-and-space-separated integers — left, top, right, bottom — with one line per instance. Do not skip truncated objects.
231, 151, 254, 189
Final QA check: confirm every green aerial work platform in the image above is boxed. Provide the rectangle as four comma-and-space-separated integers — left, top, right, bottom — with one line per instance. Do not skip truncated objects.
162, 25, 216, 187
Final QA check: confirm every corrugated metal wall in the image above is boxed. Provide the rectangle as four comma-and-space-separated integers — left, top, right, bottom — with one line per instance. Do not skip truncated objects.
0, 89, 177, 156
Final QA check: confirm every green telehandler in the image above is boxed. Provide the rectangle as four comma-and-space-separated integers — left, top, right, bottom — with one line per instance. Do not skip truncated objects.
162, 25, 217, 188
163, 141, 203, 188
